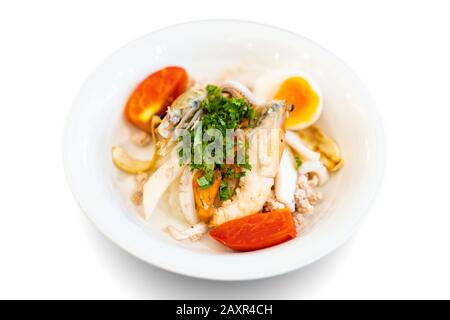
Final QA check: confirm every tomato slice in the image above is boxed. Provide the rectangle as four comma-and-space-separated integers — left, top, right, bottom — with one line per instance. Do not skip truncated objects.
124, 66, 188, 132
210, 209, 297, 252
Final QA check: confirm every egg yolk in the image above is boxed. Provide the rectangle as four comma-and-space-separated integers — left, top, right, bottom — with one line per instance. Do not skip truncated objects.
274, 77, 320, 129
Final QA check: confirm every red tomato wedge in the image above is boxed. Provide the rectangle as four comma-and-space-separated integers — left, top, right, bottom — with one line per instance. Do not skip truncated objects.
124, 66, 188, 132
210, 209, 297, 252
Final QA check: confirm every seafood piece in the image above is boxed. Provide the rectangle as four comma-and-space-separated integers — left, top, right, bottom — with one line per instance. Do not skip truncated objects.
274, 147, 298, 212
178, 168, 198, 225
308, 174, 320, 188
167, 177, 181, 214
193, 170, 222, 222
210, 101, 286, 226
299, 160, 329, 185
263, 191, 287, 212
167, 222, 208, 241
111, 146, 154, 174
299, 125, 344, 172
142, 155, 184, 220
222, 80, 262, 107
285, 130, 320, 161
112, 116, 161, 174
158, 87, 206, 139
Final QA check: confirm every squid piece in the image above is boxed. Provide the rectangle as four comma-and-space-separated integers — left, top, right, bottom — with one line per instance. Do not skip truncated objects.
299, 160, 329, 185
285, 130, 320, 161
222, 80, 262, 107
178, 168, 199, 225
142, 155, 184, 220
274, 147, 298, 212
167, 222, 208, 241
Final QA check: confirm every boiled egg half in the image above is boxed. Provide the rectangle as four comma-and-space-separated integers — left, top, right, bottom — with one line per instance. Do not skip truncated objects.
253, 69, 323, 130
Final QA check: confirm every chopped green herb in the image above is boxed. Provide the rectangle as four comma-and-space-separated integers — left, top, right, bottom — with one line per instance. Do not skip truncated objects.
179, 84, 256, 195
219, 180, 232, 201
196, 176, 212, 189
295, 157, 303, 169
201, 85, 256, 135
223, 166, 245, 179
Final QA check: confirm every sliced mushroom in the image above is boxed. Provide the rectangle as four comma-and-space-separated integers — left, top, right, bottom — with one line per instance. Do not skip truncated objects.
299, 125, 344, 172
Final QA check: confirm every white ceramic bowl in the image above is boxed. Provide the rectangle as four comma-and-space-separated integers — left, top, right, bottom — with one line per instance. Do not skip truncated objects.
63, 20, 385, 281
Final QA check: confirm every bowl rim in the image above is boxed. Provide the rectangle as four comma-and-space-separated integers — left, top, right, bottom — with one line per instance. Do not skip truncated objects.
62, 19, 386, 281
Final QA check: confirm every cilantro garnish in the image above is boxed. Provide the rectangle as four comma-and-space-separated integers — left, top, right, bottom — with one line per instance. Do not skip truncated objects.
196, 176, 212, 189
201, 85, 256, 135
295, 157, 303, 169
179, 84, 256, 190
219, 180, 232, 201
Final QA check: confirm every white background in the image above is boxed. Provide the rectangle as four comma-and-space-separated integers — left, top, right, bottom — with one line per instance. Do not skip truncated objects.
1, 0, 449, 300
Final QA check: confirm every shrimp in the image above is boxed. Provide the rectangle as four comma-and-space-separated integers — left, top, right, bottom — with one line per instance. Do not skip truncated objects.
210, 101, 287, 226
